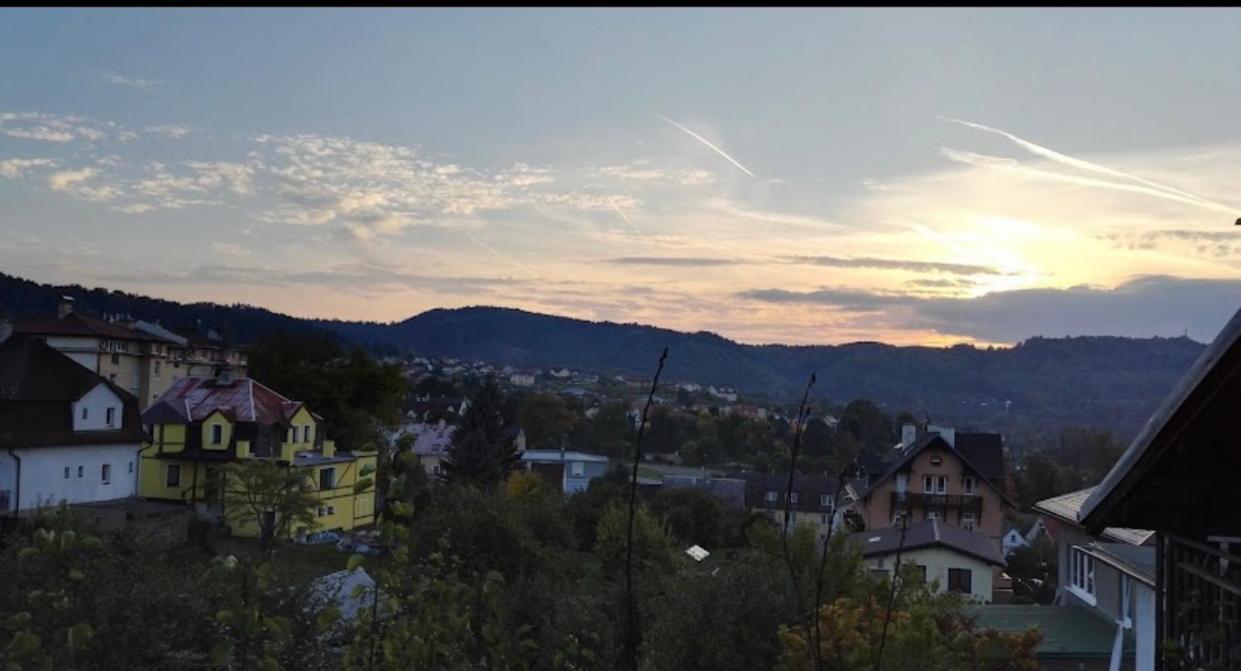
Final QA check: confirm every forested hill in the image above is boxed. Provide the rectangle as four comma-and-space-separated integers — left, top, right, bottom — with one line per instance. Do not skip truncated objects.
0, 273, 1207, 441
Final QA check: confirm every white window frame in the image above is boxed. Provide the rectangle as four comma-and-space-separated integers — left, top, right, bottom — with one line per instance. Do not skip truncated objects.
962, 476, 976, 495
961, 512, 976, 532
571, 461, 585, 477
105, 407, 116, 427
101, 464, 111, 484
820, 494, 831, 507
211, 424, 223, 445
789, 493, 799, 504
926, 510, 941, 521
303, 425, 312, 442
1069, 547, 1097, 605
923, 475, 947, 494
766, 490, 778, 503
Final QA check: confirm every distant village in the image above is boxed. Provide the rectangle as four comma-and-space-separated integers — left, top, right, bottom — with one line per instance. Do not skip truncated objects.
1, 296, 1238, 671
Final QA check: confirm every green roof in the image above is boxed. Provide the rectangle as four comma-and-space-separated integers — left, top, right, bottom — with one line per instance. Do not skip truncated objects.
962, 605, 1134, 658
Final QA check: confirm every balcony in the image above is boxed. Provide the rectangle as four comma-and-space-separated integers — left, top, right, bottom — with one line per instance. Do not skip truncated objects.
891, 491, 982, 512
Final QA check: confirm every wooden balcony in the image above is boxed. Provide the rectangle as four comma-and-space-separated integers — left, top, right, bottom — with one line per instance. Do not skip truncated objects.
891, 491, 983, 512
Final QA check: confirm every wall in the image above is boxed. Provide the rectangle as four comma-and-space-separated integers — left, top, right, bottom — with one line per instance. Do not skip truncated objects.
96, 347, 143, 397
868, 546, 995, 603
563, 460, 608, 494
71, 383, 124, 431
13, 443, 141, 511
201, 413, 233, 452
863, 445, 1005, 544
44, 336, 99, 371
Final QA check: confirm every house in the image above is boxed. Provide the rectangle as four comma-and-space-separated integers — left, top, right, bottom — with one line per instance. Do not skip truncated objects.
1002, 524, 1030, 557
661, 474, 747, 509
12, 298, 247, 409
411, 421, 456, 478
549, 367, 572, 379
509, 373, 535, 387
737, 473, 845, 543
1078, 306, 1241, 670
0, 334, 147, 516
853, 519, 1007, 603
137, 373, 377, 539
519, 450, 608, 494
707, 385, 738, 402
856, 430, 1013, 551
1035, 486, 1156, 671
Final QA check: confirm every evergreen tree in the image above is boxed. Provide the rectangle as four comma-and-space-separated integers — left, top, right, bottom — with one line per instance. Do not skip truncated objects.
442, 378, 519, 490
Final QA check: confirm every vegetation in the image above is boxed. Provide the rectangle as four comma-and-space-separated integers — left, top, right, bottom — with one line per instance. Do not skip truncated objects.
442, 378, 522, 490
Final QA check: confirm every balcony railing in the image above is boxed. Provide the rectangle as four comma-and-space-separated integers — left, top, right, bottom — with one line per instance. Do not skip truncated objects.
891, 491, 983, 512
1161, 533, 1241, 669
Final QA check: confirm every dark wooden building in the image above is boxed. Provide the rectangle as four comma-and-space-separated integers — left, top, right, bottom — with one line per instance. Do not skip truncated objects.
1081, 306, 1241, 670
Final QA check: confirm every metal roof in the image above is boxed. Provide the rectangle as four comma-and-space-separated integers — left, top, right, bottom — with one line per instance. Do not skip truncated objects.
853, 519, 1006, 567
963, 605, 1134, 658
1033, 486, 1154, 545
521, 450, 609, 463
143, 376, 303, 425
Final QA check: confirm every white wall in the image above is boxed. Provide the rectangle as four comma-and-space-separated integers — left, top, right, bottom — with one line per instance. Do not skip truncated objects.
12, 443, 141, 511
1135, 582, 1155, 671
72, 383, 124, 431
44, 336, 100, 371
870, 546, 995, 603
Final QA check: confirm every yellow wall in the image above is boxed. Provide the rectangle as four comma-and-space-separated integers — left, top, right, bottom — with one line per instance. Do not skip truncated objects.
201, 412, 233, 451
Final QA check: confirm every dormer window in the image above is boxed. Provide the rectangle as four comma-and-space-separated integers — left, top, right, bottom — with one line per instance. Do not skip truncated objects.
211, 424, 223, 445
105, 407, 116, 427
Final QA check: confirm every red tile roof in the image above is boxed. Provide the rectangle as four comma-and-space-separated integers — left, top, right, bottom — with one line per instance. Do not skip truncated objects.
14, 312, 164, 342
145, 376, 306, 426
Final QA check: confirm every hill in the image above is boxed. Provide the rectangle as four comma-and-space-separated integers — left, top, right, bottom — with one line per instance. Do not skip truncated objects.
0, 273, 1207, 442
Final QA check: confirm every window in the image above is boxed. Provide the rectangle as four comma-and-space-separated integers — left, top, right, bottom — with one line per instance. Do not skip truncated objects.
948, 568, 972, 594
318, 506, 328, 517
288, 427, 295, 442
154, 361, 161, 377
211, 424, 223, 445
915, 565, 928, 582
166, 464, 181, 487
77, 466, 83, 478
101, 464, 111, 484
64, 466, 70, 479
961, 512, 976, 532
327, 505, 335, 515
111, 352, 120, 365
319, 467, 336, 490
571, 461, 584, 477
1069, 547, 1096, 602
820, 494, 831, 507
303, 425, 312, 442
106, 407, 116, 427
432, 463, 442, 476
923, 475, 946, 494
108, 373, 117, 383
926, 510, 941, 521
962, 476, 976, 495
128, 461, 133, 473
766, 490, 779, 503
789, 493, 799, 504
821, 514, 830, 524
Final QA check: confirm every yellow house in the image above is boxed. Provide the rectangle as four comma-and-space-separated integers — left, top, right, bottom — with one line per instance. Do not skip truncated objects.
138, 372, 376, 539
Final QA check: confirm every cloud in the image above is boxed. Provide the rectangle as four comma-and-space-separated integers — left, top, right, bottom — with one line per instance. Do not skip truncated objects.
943, 117, 1241, 216
591, 161, 715, 186
211, 242, 251, 257
784, 255, 1002, 276
739, 275, 1241, 342
0, 157, 57, 178
145, 124, 191, 138
1099, 229, 1239, 258
656, 113, 757, 178
0, 112, 110, 143
101, 73, 164, 91
607, 256, 740, 267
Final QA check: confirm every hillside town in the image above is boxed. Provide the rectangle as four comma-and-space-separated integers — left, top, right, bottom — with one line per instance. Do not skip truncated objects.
3, 297, 1237, 669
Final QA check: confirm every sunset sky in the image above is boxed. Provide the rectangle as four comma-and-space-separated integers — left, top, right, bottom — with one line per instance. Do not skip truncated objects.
2, 8, 1239, 346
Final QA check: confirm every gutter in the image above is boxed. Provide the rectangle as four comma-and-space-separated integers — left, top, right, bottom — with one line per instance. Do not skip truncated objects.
5, 447, 20, 516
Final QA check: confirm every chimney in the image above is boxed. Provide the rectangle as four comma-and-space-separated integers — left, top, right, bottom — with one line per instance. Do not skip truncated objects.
900, 423, 917, 449
57, 295, 75, 319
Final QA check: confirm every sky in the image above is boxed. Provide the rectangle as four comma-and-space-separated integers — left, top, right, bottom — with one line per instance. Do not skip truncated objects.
2, 8, 1240, 346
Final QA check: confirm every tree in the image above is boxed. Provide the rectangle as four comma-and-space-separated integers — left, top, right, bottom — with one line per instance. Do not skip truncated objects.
222, 460, 320, 555
594, 499, 675, 576
442, 378, 520, 490
519, 392, 577, 451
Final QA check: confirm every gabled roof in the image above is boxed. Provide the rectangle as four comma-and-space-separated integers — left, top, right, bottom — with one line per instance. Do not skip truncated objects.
14, 312, 163, 342
1081, 307, 1241, 534
854, 519, 1006, 567
860, 434, 1015, 508
143, 376, 305, 426
0, 335, 145, 447
1033, 486, 1154, 545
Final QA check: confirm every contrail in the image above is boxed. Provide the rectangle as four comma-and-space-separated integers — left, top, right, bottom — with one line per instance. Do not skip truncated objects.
464, 232, 542, 280
941, 148, 1241, 216
607, 197, 642, 236
942, 116, 1237, 213
657, 113, 757, 178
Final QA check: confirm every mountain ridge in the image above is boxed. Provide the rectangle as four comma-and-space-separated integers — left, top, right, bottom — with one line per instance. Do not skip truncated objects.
0, 272, 1207, 441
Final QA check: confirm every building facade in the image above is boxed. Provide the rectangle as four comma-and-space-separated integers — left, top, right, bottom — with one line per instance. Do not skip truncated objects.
856, 519, 1007, 603
0, 335, 147, 516
138, 374, 375, 539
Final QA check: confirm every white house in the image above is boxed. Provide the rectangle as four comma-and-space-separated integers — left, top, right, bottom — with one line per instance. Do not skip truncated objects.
510, 373, 536, 387
0, 334, 146, 516
1002, 525, 1030, 556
